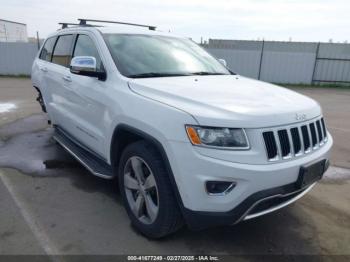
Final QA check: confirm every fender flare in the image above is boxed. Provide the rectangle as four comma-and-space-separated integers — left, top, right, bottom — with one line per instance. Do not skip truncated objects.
110, 124, 186, 211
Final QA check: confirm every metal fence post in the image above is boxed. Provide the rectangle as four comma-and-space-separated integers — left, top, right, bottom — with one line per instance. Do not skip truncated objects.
36, 31, 40, 50
311, 42, 320, 84
258, 40, 265, 80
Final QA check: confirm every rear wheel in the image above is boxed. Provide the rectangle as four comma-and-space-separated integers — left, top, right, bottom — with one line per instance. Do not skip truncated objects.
118, 141, 183, 238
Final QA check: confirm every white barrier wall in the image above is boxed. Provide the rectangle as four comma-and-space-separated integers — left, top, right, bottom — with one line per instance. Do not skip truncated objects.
0, 42, 38, 75
204, 40, 350, 84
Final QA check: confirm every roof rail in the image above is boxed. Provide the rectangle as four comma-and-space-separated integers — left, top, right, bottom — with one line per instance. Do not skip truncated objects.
58, 22, 103, 30
78, 18, 157, 31
58, 23, 81, 29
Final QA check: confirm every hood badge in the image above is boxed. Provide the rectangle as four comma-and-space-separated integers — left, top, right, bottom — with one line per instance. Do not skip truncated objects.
295, 113, 307, 121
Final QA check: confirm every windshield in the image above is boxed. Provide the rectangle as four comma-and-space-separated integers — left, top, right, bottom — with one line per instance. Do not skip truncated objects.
103, 34, 232, 78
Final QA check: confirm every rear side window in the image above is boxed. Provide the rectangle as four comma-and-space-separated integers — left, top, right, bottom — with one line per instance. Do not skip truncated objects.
39, 37, 57, 61
73, 34, 103, 71
52, 35, 74, 67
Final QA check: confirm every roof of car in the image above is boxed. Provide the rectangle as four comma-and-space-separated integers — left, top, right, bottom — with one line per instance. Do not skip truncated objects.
50, 25, 184, 39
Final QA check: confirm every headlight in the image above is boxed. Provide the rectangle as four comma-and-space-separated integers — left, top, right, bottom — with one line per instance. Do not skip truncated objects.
185, 125, 249, 149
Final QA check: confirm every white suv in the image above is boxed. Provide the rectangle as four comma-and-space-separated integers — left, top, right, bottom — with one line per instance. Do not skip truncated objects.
31, 20, 332, 238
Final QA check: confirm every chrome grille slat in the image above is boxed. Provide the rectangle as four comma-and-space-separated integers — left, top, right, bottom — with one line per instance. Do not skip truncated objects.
315, 123, 320, 147
262, 117, 328, 162
273, 130, 282, 159
297, 126, 305, 155
287, 129, 295, 156
321, 118, 327, 139
306, 124, 313, 151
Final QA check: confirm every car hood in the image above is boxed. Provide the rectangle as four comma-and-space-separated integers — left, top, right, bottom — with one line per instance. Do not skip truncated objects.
128, 75, 321, 128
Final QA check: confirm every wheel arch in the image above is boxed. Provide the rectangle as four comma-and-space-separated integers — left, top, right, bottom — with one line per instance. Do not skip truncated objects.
110, 124, 185, 210
33, 85, 47, 113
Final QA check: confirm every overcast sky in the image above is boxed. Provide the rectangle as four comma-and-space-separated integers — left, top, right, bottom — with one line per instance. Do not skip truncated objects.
2, 0, 350, 43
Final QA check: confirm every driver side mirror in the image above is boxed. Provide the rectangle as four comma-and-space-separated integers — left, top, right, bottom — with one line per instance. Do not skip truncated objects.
70, 56, 106, 81
218, 59, 227, 67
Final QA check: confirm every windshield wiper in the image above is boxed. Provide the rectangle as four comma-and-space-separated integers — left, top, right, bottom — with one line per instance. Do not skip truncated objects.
127, 72, 192, 78
128, 71, 233, 78
189, 72, 228, 76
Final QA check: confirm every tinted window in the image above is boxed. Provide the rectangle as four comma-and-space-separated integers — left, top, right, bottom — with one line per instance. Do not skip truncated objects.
39, 37, 57, 61
52, 35, 74, 67
73, 35, 103, 71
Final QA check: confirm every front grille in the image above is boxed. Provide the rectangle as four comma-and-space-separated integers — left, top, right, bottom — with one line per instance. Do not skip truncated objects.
309, 123, 317, 147
262, 117, 328, 161
262, 131, 278, 160
278, 130, 291, 157
301, 125, 310, 151
290, 127, 301, 154
316, 120, 323, 142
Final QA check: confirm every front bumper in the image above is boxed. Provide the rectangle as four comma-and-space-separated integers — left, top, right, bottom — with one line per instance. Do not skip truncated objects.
243, 181, 317, 221
165, 134, 332, 229
182, 179, 320, 230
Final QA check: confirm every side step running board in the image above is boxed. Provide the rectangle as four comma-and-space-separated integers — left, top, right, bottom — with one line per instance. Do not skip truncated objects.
53, 127, 114, 179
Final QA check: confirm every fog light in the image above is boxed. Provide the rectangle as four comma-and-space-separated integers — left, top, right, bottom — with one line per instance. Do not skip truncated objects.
206, 181, 236, 195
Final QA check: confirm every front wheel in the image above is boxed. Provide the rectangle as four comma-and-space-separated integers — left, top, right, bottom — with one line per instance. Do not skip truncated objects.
118, 141, 183, 238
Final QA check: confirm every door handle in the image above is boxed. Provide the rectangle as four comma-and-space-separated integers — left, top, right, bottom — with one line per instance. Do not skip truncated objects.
62, 75, 72, 82
40, 67, 48, 72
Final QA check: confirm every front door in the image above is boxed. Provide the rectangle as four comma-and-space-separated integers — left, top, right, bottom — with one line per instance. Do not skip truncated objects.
62, 33, 108, 158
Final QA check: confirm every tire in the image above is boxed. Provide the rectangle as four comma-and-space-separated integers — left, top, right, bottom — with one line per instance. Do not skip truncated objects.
118, 140, 184, 238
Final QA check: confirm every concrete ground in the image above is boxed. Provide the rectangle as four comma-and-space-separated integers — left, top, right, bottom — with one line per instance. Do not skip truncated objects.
0, 77, 349, 258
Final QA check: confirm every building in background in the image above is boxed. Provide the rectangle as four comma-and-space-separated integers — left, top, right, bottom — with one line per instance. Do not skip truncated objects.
0, 19, 28, 42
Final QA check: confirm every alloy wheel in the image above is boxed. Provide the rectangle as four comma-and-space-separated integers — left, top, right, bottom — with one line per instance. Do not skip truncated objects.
123, 156, 159, 224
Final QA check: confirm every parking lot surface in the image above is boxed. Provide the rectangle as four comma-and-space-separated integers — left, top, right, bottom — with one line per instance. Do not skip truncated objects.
0, 77, 349, 257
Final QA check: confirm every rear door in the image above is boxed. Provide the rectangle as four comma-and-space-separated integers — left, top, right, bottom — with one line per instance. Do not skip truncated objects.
48, 34, 76, 132
33, 36, 57, 120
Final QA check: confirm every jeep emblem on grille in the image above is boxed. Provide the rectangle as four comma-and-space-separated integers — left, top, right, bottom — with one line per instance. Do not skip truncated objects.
295, 113, 307, 121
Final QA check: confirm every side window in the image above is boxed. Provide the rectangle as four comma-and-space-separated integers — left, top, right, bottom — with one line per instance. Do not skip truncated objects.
73, 34, 103, 72
52, 35, 74, 67
39, 37, 57, 61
